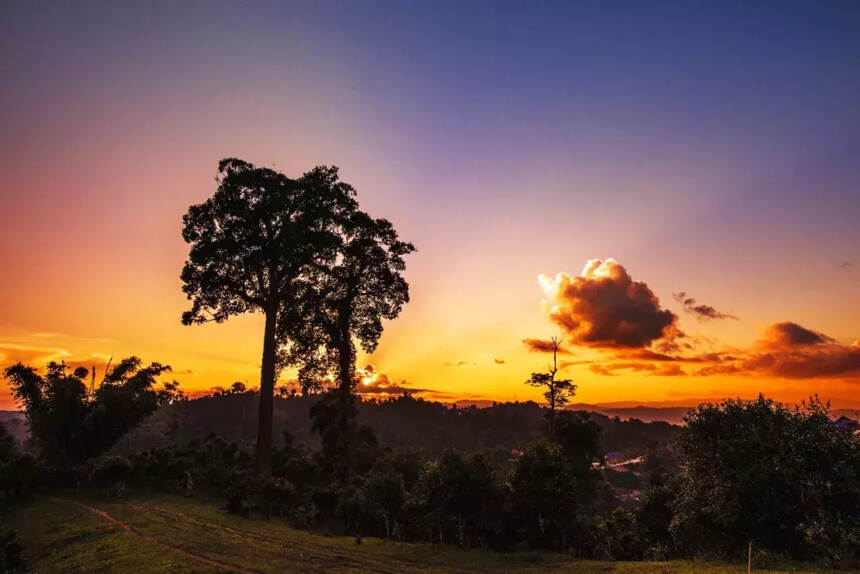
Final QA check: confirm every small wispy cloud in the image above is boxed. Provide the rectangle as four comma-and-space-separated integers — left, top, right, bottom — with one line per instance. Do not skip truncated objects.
445, 360, 477, 367
673, 292, 737, 321
29, 332, 116, 343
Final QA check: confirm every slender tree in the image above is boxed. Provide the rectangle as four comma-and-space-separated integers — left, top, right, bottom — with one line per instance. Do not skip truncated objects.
525, 337, 576, 435
293, 209, 414, 472
181, 159, 356, 474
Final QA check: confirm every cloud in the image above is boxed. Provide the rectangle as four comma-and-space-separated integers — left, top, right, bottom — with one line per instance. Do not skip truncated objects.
539, 259, 679, 349
652, 364, 686, 377
559, 360, 591, 370
0, 343, 70, 366
692, 322, 860, 380
589, 364, 617, 377
355, 365, 436, 396
522, 338, 573, 354
759, 321, 834, 348
673, 292, 737, 321
444, 360, 477, 367
29, 332, 116, 343
531, 261, 859, 383
585, 361, 686, 377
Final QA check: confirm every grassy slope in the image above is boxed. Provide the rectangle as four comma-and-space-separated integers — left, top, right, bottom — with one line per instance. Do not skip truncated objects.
2, 492, 846, 574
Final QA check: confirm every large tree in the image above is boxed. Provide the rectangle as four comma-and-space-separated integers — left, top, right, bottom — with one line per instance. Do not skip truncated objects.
181, 159, 356, 474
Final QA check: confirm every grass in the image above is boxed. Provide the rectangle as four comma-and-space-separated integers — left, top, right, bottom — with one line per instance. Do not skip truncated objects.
2, 491, 851, 573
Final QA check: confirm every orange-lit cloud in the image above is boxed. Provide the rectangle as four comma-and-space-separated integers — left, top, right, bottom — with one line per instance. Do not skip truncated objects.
538, 259, 679, 349
583, 320, 860, 382
356, 364, 431, 396
587, 361, 686, 377
540, 262, 859, 388
693, 322, 860, 380
0, 343, 72, 366
759, 321, 834, 348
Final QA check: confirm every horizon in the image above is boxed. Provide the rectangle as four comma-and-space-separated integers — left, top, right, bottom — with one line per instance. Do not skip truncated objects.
2, 1, 860, 410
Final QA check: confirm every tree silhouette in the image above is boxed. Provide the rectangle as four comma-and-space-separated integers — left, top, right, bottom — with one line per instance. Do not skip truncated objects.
524, 337, 576, 435
181, 158, 356, 474
293, 211, 414, 394
3, 358, 178, 464
293, 210, 413, 474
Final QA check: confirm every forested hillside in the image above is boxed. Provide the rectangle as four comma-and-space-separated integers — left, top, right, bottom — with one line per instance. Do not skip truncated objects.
112, 394, 679, 456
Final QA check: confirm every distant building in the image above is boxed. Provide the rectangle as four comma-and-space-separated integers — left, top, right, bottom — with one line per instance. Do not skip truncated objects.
833, 416, 860, 433
605, 451, 624, 464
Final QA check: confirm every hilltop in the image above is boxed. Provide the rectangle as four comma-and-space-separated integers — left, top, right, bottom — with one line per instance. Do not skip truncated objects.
112, 394, 679, 457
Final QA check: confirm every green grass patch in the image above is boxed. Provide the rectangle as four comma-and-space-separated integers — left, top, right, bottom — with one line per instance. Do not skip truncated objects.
2, 491, 850, 573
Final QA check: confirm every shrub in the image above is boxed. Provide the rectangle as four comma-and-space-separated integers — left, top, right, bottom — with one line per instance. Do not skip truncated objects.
0, 530, 25, 573
91, 456, 133, 497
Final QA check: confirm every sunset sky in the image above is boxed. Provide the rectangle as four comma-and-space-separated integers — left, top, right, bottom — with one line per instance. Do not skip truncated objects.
1, 1, 859, 410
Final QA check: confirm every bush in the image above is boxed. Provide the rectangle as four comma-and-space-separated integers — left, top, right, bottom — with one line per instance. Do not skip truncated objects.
90, 456, 132, 496
672, 396, 860, 560
0, 530, 25, 573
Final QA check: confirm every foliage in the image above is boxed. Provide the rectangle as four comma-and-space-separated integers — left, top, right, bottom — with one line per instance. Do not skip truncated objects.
289, 210, 415, 394
90, 455, 133, 497
509, 439, 600, 553
672, 395, 859, 561
0, 425, 15, 464
416, 450, 505, 548
309, 390, 380, 478
0, 529, 25, 574
3, 358, 179, 464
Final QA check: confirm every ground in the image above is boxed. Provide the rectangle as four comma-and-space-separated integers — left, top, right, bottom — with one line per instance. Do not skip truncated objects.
2, 492, 849, 573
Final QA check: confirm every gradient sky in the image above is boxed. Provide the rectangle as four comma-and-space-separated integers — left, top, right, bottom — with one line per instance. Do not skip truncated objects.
1, 1, 859, 409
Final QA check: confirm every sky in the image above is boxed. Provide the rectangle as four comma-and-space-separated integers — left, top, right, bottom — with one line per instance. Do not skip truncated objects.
1, 0, 859, 410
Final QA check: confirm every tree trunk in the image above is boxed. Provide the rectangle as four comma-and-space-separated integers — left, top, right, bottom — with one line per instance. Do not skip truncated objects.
255, 308, 278, 476
337, 313, 354, 395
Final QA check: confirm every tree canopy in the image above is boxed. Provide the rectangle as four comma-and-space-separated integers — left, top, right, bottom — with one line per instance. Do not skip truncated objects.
289, 210, 415, 394
673, 395, 859, 559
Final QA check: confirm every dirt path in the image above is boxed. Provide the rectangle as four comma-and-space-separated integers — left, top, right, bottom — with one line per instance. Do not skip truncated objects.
45, 496, 261, 574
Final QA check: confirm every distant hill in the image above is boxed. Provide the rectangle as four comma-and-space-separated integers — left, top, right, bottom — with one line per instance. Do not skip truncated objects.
0, 410, 28, 446
568, 404, 860, 425
0, 410, 24, 422
568, 404, 692, 424
114, 394, 680, 456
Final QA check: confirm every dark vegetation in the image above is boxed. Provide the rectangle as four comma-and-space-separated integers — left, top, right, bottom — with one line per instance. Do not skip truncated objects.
1, 159, 857, 571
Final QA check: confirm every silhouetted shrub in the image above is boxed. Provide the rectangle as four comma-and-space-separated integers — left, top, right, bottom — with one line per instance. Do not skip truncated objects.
91, 455, 132, 496
0, 530, 25, 573
671, 396, 859, 561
